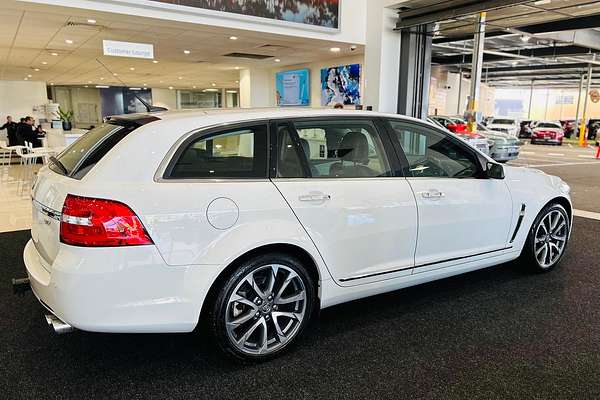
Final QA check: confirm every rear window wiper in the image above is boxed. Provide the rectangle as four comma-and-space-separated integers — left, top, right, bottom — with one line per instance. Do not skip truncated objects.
49, 156, 68, 175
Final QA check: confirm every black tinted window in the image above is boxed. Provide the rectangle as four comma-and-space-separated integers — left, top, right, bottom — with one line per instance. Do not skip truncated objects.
50, 123, 130, 179
169, 125, 268, 179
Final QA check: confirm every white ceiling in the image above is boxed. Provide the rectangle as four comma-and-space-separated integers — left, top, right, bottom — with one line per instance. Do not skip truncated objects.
0, 0, 364, 90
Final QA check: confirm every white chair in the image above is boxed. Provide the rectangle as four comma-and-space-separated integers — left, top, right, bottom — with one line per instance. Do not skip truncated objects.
0, 141, 27, 184
15, 143, 45, 196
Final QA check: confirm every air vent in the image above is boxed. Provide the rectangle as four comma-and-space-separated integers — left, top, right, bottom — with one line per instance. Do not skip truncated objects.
224, 52, 273, 60
65, 21, 105, 29
257, 44, 289, 51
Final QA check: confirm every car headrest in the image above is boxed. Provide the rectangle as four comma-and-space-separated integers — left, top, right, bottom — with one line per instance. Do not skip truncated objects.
298, 138, 311, 158
338, 132, 369, 164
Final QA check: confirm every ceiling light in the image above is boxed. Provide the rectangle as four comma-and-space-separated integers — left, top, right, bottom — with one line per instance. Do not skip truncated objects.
34, 68, 40, 72
143, 83, 147, 86
534, 0, 551, 5
41, 61, 48, 65
24, 78, 28, 81
235, 80, 239, 83
211, 82, 216, 87
330, 47, 341, 52
100, 77, 105, 80
129, 87, 141, 91
51, 52, 58, 56
50, 82, 54, 86
520, 35, 531, 42
274, 58, 281, 62
226, 90, 238, 94
88, 80, 92, 83
84, 85, 89, 88
65, 39, 74, 44
183, 50, 191, 54
203, 88, 219, 92
168, 86, 174, 90
87, 19, 96, 24
129, 67, 135, 71
113, 73, 118, 76
178, 76, 183, 80
95, 85, 109, 88
229, 36, 238, 40
192, 86, 197, 89
152, 60, 159, 64
27, 74, 32, 78
234, 66, 240, 70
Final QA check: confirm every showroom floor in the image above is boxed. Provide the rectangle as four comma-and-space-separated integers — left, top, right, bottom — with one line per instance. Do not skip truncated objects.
2, 217, 600, 399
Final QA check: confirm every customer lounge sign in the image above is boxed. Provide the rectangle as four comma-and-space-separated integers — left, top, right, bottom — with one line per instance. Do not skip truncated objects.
149, 0, 340, 29
103, 40, 155, 59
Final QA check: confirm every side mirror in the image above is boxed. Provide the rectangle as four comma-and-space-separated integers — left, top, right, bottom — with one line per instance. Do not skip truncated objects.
486, 162, 505, 179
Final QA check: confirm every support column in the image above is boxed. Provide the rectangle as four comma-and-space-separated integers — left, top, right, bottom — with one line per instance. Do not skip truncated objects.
397, 24, 432, 119
363, 3, 402, 113
467, 12, 486, 132
239, 68, 272, 108
574, 74, 585, 129
527, 80, 534, 120
579, 62, 593, 146
456, 68, 463, 115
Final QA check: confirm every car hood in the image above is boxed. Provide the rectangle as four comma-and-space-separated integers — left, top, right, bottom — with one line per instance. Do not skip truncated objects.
503, 165, 569, 195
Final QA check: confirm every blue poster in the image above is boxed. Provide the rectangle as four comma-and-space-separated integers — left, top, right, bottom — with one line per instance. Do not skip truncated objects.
276, 69, 310, 107
321, 64, 361, 106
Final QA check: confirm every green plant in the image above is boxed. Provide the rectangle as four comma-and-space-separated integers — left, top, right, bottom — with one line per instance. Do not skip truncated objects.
56, 106, 74, 122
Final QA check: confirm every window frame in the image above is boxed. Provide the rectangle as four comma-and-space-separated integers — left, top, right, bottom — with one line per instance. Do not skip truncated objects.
270, 116, 404, 179
383, 118, 487, 179
161, 120, 270, 181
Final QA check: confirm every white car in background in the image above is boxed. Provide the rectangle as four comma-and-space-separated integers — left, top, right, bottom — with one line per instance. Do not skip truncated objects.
22, 109, 572, 361
427, 117, 490, 155
487, 117, 520, 137
476, 123, 521, 163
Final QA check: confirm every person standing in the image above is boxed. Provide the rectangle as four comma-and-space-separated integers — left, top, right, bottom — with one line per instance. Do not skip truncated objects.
0, 116, 18, 146
16, 116, 36, 146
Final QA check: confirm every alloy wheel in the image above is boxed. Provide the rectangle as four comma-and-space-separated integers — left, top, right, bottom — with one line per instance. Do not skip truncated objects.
534, 209, 568, 268
225, 264, 307, 356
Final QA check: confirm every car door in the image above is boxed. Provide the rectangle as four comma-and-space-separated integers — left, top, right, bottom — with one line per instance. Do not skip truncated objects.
386, 119, 514, 273
271, 117, 418, 286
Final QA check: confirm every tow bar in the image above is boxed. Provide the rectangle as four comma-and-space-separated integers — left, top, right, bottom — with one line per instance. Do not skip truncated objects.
12, 277, 31, 296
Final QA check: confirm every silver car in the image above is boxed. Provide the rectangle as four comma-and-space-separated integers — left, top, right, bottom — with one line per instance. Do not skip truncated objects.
477, 123, 521, 163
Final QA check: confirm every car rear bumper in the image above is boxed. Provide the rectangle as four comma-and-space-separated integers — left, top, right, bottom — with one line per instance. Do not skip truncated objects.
23, 239, 221, 333
490, 146, 520, 162
531, 138, 562, 144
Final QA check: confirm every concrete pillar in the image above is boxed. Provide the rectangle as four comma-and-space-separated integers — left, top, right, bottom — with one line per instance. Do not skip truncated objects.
239, 68, 271, 108
363, 3, 401, 113
467, 12, 486, 131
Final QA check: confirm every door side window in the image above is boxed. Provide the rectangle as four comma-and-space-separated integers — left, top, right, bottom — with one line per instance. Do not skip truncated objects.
388, 121, 481, 178
167, 125, 268, 179
277, 119, 391, 178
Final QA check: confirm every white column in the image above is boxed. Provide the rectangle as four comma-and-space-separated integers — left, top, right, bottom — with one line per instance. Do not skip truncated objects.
363, 2, 400, 113
239, 68, 272, 108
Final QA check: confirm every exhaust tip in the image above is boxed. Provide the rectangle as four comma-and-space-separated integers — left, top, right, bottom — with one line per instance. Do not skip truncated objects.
44, 314, 75, 334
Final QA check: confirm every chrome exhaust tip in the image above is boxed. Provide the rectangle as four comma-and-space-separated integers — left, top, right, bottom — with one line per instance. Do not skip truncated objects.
44, 314, 75, 334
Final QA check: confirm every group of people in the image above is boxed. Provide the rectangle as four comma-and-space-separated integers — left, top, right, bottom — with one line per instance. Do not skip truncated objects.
0, 116, 46, 148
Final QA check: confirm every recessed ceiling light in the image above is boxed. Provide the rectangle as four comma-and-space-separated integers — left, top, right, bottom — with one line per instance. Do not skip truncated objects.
143, 83, 147, 86
178, 76, 183, 80
95, 85, 109, 88
234, 66, 240, 70
100, 77, 105, 80
50, 83, 54, 85
42, 61, 48, 65
330, 47, 341, 52
88, 80, 92, 83
34, 68, 40, 71
87, 19, 96, 24
229, 36, 238, 40
152, 60, 159, 64
129, 67, 135, 71
65, 39, 74, 44
159, 80, 164, 83
193, 86, 197, 89
27, 74, 32, 78
84, 85, 89, 88
235, 80, 239, 83
274, 59, 281, 62
24, 78, 28, 81
520, 35, 530, 42
183, 50, 191, 54
51, 52, 58, 56
211, 82, 216, 87
113, 73, 118, 76
534, 0, 551, 5
168, 86, 174, 90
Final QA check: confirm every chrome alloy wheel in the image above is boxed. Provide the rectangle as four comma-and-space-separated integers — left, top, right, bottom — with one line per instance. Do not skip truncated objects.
225, 264, 307, 356
534, 209, 568, 268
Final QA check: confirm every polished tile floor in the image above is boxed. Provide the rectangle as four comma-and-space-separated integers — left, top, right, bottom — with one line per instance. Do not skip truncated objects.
0, 162, 39, 233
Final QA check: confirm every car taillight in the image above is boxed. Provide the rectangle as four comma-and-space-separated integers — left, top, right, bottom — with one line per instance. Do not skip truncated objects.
60, 194, 153, 247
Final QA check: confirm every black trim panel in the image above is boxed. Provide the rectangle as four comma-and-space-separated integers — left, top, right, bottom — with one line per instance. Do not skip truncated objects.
339, 246, 514, 282
510, 204, 527, 243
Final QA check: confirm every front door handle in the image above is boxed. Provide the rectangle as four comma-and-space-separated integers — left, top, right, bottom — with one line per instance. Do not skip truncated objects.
299, 192, 331, 202
421, 190, 445, 199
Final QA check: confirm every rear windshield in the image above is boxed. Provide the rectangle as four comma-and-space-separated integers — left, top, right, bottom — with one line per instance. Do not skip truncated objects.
49, 123, 134, 179
491, 119, 515, 125
537, 123, 561, 128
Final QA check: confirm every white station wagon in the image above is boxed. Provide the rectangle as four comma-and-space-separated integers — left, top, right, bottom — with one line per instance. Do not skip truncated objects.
23, 109, 572, 361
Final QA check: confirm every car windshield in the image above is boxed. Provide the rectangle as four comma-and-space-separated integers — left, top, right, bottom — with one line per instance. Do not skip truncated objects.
537, 123, 561, 128
491, 119, 515, 125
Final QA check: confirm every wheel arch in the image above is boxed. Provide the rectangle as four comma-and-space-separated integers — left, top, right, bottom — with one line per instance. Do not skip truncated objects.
198, 243, 322, 325
544, 196, 572, 221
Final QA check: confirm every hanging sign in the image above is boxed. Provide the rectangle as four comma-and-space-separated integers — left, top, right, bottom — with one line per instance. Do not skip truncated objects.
103, 40, 154, 59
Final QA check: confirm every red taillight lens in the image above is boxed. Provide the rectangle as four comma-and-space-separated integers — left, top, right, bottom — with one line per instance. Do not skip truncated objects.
60, 194, 153, 247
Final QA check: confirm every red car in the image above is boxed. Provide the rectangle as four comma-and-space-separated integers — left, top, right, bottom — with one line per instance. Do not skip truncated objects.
429, 116, 467, 133
531, 121, 564, 145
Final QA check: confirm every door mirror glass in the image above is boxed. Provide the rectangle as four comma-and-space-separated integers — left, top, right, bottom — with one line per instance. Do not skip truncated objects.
486, 162, 505, 179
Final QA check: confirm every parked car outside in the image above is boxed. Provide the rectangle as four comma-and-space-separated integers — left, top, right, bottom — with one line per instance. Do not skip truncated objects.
560, 120, 575, 139
477, 123, 521, 163
427, 117, 489, 155
519, 120, 534, 138
22, 109, 572, 361
531, 121, 565, 145
429, 115, 467, 133
487, 117, 520, 137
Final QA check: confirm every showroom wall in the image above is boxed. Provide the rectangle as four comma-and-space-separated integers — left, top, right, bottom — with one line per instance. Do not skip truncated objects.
0, 80, 48, 122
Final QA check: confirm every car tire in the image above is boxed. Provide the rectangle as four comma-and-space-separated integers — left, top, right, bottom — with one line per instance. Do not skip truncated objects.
208, 252, 316, 362
520, 203, 570, 273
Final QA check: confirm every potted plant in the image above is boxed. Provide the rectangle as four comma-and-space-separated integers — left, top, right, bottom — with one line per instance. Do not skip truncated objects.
57, 106, 74, 131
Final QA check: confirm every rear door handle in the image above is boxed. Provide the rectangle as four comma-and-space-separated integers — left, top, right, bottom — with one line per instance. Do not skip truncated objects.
421, 190, 445, 199
299, 192, 331, 202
